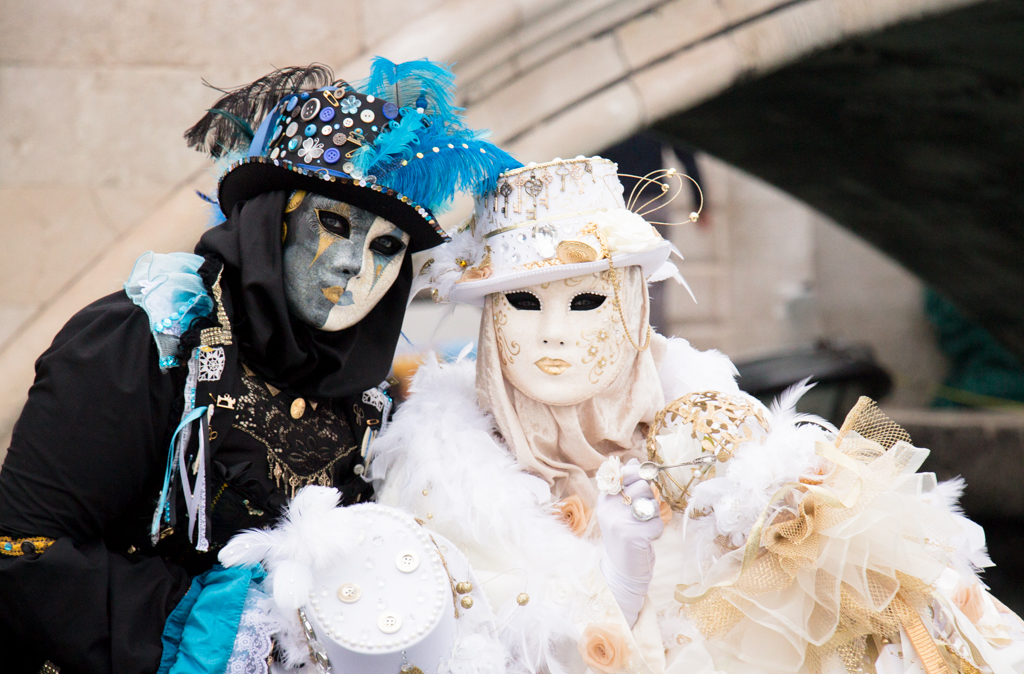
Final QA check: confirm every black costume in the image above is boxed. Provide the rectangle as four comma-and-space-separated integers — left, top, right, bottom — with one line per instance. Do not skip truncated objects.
0, 192, 406, 673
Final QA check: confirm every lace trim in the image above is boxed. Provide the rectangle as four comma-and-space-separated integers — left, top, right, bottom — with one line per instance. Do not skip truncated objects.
226, 583, 276, 674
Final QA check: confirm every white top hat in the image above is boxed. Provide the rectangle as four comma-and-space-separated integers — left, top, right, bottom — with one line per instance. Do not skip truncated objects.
421, 156, 689, 306
220, 490, 501, 674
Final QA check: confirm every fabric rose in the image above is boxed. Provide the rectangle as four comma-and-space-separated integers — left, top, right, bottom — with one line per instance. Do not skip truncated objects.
650, 484, 673, 525
595, 456, 624, 496
591, 208, 661, 254
953, 579, 988, 625
460, 265, 491, 282
655, 423, 703, 464
556, 495, 591, 536
577, 623, 632, 673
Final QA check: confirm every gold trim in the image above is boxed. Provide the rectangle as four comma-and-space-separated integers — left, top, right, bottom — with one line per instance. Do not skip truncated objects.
0, 536, 54, 556
200, 269, 233, 346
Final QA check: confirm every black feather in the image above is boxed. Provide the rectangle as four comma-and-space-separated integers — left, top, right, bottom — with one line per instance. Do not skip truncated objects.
184, 64, 335, 158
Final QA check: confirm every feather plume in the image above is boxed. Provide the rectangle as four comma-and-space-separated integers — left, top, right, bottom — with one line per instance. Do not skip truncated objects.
185, 64, 335, 158
350, 110, 426, 175
768, 377, 835, 431
417, 229, 485, 302
380, 134, 520, 212
357, 56, 462, 124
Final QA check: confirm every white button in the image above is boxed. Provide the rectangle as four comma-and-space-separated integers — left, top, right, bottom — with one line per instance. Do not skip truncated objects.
360, 109, 375, 123
337, 583, 361, 603
395, 550, 419, 573
378, 611, 402, 634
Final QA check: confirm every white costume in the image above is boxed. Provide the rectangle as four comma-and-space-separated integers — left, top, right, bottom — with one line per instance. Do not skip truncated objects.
368, 158, 1024, 674
220, 157, 1024, 674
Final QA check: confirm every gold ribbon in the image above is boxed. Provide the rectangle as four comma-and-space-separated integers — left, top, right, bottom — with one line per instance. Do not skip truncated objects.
673, 398, 961, 674
675, 441, 863, 604
892, 594, 953, 674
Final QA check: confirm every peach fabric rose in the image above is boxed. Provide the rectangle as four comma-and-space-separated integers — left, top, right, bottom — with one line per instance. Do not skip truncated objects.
578, 623, 632, 673
953, 579, 988, 625
556, 495, 591, 536
651, 484, 673, 525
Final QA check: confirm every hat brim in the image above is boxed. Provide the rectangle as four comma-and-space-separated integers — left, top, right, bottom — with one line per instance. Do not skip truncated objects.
448, 241, 672, 306
219, 158, 450, 253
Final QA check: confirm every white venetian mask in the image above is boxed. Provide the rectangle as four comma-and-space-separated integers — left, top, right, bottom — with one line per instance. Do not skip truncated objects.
492, 271, 630, 405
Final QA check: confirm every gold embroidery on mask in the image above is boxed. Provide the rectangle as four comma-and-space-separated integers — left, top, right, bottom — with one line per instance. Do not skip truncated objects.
492, 306, 520, 366
574, 272, 624, 383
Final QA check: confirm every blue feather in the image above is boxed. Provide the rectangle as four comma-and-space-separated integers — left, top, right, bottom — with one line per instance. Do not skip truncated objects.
357, 57, 464, 128
379, 137, 521, 212
348, 56, 521, 213
351, 110, 426, 175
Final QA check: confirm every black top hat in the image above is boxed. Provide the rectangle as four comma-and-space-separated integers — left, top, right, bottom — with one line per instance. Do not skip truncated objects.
186, 60, 521, 252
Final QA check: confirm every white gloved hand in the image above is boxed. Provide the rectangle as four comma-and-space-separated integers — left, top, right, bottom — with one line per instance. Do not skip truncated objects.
595, 459, 664, 627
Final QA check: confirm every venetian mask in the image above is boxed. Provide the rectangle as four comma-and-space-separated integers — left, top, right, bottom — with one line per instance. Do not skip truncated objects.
492, 271, 632, 405
282, 190, 410, 331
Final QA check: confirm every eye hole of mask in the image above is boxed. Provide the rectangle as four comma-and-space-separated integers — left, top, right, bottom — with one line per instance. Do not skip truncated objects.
369, 234, 406, 256
317, 209, 350, 238
570, 293, 606, 311
505, 291, 541, 311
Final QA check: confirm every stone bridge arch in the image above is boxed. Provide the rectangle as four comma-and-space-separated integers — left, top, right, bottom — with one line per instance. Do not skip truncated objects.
0, 0, 999, 449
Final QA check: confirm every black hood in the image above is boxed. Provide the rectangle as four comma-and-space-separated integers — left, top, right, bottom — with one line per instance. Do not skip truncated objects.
195, 190, 412, 399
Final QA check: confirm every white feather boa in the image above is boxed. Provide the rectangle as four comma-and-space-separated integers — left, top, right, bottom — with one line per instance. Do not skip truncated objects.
368, 337, 753, 672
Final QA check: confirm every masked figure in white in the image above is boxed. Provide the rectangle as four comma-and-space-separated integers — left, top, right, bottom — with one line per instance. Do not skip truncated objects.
363, 157, 1024, 674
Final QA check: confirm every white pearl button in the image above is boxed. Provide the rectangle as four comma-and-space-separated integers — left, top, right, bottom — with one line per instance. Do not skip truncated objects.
395, 550, 419, 573
337, 583, 361, 603
377, 611, 402, 634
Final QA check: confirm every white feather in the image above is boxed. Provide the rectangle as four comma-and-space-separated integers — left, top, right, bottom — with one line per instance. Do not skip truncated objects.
270, 559, 313, 611
657, 336, 742, 402
767, 377, 836, 433
420, 230, 485, 302
370, 357, 600, 673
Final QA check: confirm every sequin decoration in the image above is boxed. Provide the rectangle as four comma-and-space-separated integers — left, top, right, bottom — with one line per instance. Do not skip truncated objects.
532, 224, 558, 258
340, 95, 361, 114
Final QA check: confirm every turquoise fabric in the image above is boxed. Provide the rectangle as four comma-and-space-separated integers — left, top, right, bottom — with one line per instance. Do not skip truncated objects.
158, 564, 266, 674
124, 251, 215, 370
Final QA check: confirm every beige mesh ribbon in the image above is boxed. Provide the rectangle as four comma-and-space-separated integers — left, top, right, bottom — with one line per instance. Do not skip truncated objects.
674, 397, 957, 674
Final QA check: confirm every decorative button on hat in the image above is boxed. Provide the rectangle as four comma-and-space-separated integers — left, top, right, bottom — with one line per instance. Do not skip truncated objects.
185, 59, 521, 252
418, 156, 699, 304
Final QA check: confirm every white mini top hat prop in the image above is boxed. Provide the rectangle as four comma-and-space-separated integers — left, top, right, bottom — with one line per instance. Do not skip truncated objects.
419, 156, 699, 306
220, 488, 500, 674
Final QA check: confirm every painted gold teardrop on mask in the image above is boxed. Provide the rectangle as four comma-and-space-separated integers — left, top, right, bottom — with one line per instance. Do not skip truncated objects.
322, 286, 344, 303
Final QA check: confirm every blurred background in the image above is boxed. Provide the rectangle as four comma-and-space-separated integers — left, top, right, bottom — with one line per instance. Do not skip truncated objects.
1, 0, 1021, 602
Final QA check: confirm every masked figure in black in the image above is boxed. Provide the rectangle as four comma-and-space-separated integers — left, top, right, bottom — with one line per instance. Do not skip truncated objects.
0, 59, 519, 673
